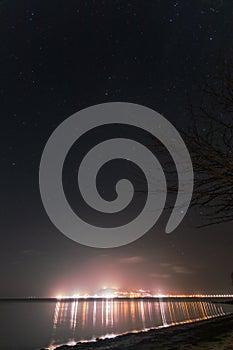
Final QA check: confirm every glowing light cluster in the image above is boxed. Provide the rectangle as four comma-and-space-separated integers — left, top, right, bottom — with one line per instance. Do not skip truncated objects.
55, 291, 233, 300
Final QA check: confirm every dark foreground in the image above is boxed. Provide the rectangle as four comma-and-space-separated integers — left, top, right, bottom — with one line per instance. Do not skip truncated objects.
51, 313, 233, 350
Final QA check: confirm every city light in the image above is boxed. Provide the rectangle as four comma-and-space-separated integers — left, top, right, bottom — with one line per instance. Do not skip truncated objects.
55, 289, 233, 300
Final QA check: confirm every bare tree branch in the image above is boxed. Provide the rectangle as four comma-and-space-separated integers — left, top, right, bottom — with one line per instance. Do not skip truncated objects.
183, 57, 233, 225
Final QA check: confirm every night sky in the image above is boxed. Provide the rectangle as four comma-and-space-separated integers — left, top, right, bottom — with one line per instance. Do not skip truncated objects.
1, 0, 233, 297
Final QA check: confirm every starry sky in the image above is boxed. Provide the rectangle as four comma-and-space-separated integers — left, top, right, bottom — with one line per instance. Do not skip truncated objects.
1, 0, 233, 297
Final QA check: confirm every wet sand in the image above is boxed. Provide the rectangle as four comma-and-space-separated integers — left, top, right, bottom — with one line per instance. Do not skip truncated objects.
52, 313, 233, 350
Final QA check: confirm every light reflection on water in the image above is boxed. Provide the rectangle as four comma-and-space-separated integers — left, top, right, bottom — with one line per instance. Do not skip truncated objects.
0, 300, 232, 350
49, 300, 228, 349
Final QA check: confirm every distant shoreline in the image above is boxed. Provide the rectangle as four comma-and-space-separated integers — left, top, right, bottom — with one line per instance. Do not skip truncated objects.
52, 313, 233, 350
1, 296, 233, 303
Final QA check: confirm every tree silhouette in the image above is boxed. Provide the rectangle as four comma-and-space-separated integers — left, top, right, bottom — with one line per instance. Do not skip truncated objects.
185, 58, 233, 226
136, 56, 233, 227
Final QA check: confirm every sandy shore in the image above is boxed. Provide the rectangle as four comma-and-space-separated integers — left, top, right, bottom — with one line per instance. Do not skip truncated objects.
51, 313, 233, 350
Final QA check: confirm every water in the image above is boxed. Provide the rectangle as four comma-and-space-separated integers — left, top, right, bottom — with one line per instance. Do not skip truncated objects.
0, 299, 232, 350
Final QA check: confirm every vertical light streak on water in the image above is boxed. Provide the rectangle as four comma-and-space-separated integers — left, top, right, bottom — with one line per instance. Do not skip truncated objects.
60, 302, 65, 321
93, 300, 96, 327
214, 303, 220, 316
152, 299, 158, 318
197, 301, 203, 319
86, 301, 89, 324
199, 302, 204, 318
114, 300, 118, 324
192, 301, 199, 319
119, 301, 122, 322
185, 303, 192, 322
171, 302, 176, 324
198, 302, 203, 319
135, 301, 138, 322
167, 302, 173, 324
204, 302, 209, 317
186, 302, 191, 320
71, 300, 78, 330
82, 301, 87, 328
50, 301, 63, 349
210, 302, 224, 318
130, 300, 136, 322
193, 302, 203, 320
207, 302, 215, 317
111, 300, 114, 327
63, 302, 69, 321
220, 305, 225, 316
215, 302, 223, 317
213, 302, 219, 317
179, 302, 184, 319
189, 301, 193, 318
101, 300, 104, 326
140, 300, 146, 328
70, 301, 75, 328
159, 300, 168, 327
148, 302, 152, 322
123, 301, 127, 321
200, 302, 206, 319
204, 302, 210, 317
53, 301, 61, 329
74, 301, 79, 328
181, 302, 187, 320
106, 299, 109, 327
193, 302, 199, 320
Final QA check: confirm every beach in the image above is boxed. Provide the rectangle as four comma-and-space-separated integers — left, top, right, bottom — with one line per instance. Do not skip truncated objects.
53, 313, 233, 350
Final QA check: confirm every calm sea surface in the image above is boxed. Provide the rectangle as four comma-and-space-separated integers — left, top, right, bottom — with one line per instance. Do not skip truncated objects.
0, 300, 232, 350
